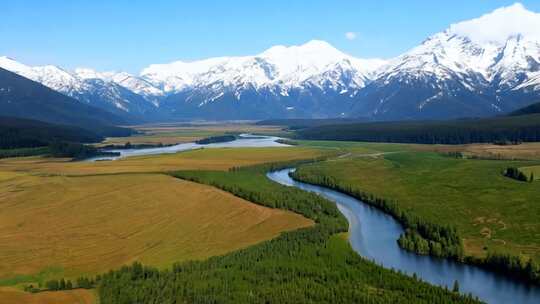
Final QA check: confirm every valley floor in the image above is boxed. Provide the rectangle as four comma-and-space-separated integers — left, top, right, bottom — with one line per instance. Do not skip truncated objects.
0, 126, 537, 303
294, 140, 540, 263
0, 145, 325, 303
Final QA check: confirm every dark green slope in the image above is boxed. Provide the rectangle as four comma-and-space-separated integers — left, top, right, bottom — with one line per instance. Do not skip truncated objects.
295, 113, 540, 144
509, 101, 540, 116
0, 67, 132, 137
0, 116, 102, 149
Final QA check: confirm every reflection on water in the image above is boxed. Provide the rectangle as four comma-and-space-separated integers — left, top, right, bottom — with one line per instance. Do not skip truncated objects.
87, 134, 288, 161
267, 168, 540, 304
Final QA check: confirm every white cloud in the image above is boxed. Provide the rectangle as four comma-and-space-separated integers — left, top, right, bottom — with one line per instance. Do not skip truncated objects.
449, 3, 540, 44
345, 32, 357, 40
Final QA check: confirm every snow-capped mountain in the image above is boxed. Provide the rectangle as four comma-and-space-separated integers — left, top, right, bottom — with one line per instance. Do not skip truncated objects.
145, 40, 387, 119
0, 41, 386, 120
0, 57, 158, 120
142, 40, 385, 94
352, 3, 540, 120
2, 3, 540, 121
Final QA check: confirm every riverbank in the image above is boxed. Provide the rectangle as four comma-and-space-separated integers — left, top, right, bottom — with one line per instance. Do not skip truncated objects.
289, 148, 540, 285
274, 168, 540, 303
94, 161, 479, 303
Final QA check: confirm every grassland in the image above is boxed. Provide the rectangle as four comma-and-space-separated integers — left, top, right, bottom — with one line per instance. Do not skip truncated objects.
97, 166, 478, 303
0, 287, 95, 304
422, 142, 540, 160
100, 123, 288, 146
0, 145, 326, 300
0, 147, 325, 176
293, 142, 540, 263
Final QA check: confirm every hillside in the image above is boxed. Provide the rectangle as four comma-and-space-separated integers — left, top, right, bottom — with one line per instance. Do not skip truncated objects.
510, 102, 540, 116
0, 67, 132, 137
257, 118, 368, 129
0, 116, 102, 149
295, 113, 540, 144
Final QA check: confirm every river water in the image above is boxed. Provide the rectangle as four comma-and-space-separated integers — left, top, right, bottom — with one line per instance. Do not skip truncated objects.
87, 134, 288, 161
267, 168, 540, 304
87, 133, 540, 303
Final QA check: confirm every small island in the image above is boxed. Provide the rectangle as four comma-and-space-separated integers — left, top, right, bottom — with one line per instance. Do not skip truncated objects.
195, 135, 237, 145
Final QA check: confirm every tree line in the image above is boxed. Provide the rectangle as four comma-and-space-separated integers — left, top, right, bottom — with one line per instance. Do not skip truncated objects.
295, 114, 540, 145
48, 140, 119, 159
0, 116, 102, 149
195, 135, 236, 145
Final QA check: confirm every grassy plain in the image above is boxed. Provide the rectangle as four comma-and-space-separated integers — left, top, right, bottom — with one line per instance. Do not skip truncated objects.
0, 147, 325, 176
0, 287, 95, 304
0, 172, 312, 283
0, 144, 326, 296
418, 142, 540, 160
101, 123, 288, 146
294, 141, 540, 262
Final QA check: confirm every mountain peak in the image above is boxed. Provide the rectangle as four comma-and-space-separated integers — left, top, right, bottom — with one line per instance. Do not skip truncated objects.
0, 56, 30, 73
260, 40, 344, 58
300, 39, 336, 50
448, 3, 540, 44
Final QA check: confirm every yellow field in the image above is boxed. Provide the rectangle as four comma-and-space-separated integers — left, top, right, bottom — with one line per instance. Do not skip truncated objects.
0, 145, 324, 300
0, 147, 325, 176
0, 287, 95, 304
519, 165, 540, 181
0, 172, 312, 283
421, 142, 540, 160
101, 124, 287, 146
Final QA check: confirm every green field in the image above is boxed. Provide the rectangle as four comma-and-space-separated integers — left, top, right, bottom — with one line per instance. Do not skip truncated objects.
0, 134, 537, 302
293, 142, 540, 263
97, 165, 478, 303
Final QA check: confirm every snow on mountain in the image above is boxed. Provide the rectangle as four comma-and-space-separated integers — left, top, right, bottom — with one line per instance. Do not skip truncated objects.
449, 3, 540, 45
3, 3, 540, 122
354, 3, 540, 120
0, 56, 85, 93
141, 40, 386, 95
0, 58, 159, 118
380, 3, 540, 89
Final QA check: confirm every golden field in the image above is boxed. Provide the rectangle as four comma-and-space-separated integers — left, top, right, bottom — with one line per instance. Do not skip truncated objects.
0, 145, 322, 300
0, 172, 312, 281
0, 287, 95, 304
420, 142, 540, 160
0, 147, 325, 176
100, 124, 287, 146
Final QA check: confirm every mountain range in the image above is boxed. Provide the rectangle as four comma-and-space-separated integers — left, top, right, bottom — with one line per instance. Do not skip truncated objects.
0, 67, 132, 136
1, 3, 539, 122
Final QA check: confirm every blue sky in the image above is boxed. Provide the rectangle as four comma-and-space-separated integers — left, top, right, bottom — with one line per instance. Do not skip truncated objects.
2, 0, 540, 73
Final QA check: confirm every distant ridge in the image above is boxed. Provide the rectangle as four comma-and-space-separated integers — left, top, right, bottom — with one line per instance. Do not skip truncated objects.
0, 116, 102, 149
0, 67, 132, 137
294, 114, 540, 145
1, 4, 540, 121
509, 102, 540, 116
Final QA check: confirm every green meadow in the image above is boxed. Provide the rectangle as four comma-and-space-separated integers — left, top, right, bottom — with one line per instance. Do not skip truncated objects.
293, 142, 540, 262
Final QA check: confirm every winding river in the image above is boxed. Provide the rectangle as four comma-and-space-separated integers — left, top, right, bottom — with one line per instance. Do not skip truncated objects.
87, 133, 539, 303
267, 168, 540, 304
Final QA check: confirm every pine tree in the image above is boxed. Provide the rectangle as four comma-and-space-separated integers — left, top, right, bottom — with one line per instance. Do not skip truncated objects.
59, 278, 66, 290
453, 280, 460, 293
